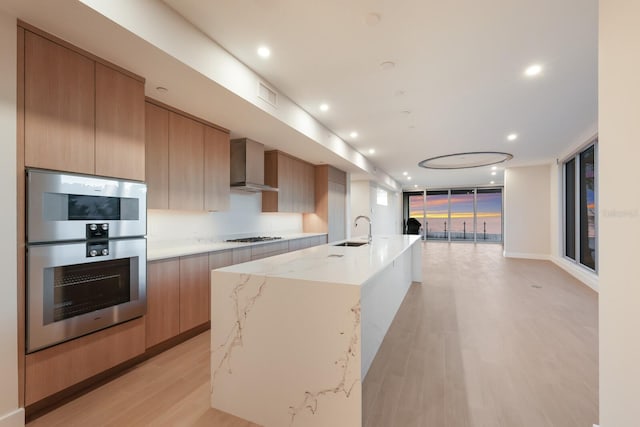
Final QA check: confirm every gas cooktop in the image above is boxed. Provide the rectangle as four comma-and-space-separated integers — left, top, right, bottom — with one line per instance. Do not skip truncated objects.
225, 236, 283, 243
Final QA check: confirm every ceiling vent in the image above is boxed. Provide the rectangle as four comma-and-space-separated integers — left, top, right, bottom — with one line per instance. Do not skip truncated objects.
258, 81, 278, 107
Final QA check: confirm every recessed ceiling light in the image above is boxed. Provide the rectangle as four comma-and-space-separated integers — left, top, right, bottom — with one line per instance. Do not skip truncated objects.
490, 181, 495, 184
368, 148, 375, 154
156, 86, 168, 93
491, 166, 497, 170
365, 12, 381, 26
257, 46, 271, 58
507, 133, 518, 141
524, 64, 543, 77
380, 61, 395, 70
319, 103, 329, 112
491, 171, 497, 176
350, 131, 358, 138
414, 184, 418, 188
403, 171, 408, 176
407, 176, 412, 180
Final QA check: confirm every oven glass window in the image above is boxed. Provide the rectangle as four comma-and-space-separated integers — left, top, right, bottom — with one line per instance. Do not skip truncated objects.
48, 258, 131, 323
68, 194, 121, 221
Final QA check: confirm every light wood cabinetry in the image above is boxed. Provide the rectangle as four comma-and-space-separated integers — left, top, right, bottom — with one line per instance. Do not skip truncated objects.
179, 254, 210, 332
22, 29, 145, 179
288, 235, 328, 251
204, 126, 231, 211
25, 318, 145, 405
262, 151, 315, 213
232, 247, 252, 264
209, 250, 234, 270
250, 241, 290, 260
145, 102, 170, 209
169, 112, 205, 211
303, 165, 347, 242
145, 99, 231, 212
95, 63, 145, 181
24, 31, 95, 175
145, 258, 180, 348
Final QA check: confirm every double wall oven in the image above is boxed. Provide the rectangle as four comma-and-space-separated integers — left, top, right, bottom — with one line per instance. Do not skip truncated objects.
26, 169, 147, 353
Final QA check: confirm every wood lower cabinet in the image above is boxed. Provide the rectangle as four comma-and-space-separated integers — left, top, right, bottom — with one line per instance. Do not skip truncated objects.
24, 31, 95, 175
232, 247, 252, 264
25, 318, 145, 405
263, 151, 315, 213
95, 63, 145, 181
145, 258, 180, 348
179, 254, 210, 332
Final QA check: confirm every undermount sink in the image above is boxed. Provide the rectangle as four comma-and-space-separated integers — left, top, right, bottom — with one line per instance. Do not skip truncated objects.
333, 241, 368, 247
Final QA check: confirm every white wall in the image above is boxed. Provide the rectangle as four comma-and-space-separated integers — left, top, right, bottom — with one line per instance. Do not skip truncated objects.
599, 1, 640, 424
148, 192, 303, 242
0, 10, 23, 427
503, 165, 551, 259
349, 180, 402, 238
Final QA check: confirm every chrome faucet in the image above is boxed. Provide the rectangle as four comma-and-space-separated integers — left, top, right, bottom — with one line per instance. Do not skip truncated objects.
354, 215, 372, 244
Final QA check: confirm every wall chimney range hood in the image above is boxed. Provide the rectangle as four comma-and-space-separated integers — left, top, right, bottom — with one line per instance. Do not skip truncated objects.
230, 138, 278, 193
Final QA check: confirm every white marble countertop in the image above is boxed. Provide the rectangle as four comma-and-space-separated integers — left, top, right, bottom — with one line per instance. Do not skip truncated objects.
147, 232, 327, 261
215, 234, 421, 286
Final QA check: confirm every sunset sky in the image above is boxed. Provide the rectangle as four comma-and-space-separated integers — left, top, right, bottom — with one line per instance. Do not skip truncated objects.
409, 191, 502, 234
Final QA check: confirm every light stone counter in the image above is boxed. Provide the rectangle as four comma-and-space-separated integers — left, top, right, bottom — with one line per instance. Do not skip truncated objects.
146, 232, 328, 261
210, 235, 422, 427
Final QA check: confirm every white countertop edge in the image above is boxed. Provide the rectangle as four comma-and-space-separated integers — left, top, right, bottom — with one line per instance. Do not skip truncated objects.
146, 232, 328, 261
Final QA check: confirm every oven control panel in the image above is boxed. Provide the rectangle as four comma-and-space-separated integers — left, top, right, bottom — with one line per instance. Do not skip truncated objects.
86, 241, 109, 258
86, 223, 109, 240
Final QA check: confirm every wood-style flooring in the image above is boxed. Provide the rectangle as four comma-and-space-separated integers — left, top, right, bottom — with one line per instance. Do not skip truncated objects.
28, 242, 598, 426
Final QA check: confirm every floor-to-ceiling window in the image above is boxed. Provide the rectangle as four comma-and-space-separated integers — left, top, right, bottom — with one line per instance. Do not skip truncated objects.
403, 187, 503, 242
564, 140, 597, 271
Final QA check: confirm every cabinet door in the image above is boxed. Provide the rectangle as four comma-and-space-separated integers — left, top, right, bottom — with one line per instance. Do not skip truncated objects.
328, 181, 346, 242
303, 162, 316, 213
291, 158, 304, 213
204, 126, 230, 211
145, 102, 169, 209
95, 63, 145, 180
169, 113, 204, 211
179, 254, 210, 332
145, 259, 180, 348
232, 247, 252, 264
209, 250, 233, 270
278, 154, 294, 212
24, 31, 95, 174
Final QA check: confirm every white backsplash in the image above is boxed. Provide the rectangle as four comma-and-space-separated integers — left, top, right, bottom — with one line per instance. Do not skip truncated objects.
148, 192, 303, 242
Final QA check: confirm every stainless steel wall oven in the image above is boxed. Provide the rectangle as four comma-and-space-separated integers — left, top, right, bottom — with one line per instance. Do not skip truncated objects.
26, 169, 147, 353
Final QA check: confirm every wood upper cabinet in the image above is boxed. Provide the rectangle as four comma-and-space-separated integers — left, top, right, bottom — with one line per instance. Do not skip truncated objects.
263, 151, 315, 213
303, 165, 347, 242
179, 254, 210, 332
24, 31, 95, 175
145, 102, 169, 209
95, 63, 145, 181
204, 126, 230, 211
169, 112, 204, 211
22, 29, 145, 179
145, 258, 180, 348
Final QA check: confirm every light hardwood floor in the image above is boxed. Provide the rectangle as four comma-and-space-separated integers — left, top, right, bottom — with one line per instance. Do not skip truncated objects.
28, 242, 598, 427
363, 242, 598, 427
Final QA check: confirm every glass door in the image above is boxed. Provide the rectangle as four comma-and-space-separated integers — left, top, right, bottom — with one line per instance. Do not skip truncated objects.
450, 189, 475, 241
426, 190, 449, 240
476, 188, 503, 242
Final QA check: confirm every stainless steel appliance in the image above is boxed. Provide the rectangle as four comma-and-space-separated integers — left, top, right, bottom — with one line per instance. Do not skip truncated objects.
26, 169, 147, 353
230, 138, 279, 192
225, 236, 282, 243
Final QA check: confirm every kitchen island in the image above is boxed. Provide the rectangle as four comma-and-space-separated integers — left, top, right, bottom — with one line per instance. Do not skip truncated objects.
210, 235, 422, 427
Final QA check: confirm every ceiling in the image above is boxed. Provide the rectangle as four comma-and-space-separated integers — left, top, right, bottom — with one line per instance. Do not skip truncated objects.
161, 0, 598, 189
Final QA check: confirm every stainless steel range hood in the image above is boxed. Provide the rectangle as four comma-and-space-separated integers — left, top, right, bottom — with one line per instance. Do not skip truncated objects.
230, 138, 278, 192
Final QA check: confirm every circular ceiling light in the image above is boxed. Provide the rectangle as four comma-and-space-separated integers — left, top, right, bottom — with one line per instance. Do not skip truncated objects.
368, 148, 376, 154
403, 171, 408, 176
319, 103, 329, 112
350, 131, 358, 138
507, 133, 518, 141
418, 151, 513, 169
524, 64, 543, 77
257, 46, 271, 58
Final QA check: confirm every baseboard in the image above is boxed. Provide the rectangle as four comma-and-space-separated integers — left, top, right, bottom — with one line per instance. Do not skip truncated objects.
503, 251, 551, 261
550, 256, 599, 292
0, 408, 25, 427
